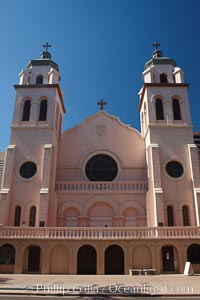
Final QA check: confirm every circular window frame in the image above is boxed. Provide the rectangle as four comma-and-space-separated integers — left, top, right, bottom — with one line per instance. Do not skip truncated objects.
16, 158, 38, 181
82, 151, 121, 181
164, 160, 184, 180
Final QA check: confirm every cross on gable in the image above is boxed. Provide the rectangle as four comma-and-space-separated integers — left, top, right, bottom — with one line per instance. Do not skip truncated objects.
152, 41, 160, 50
43, 42, 52, 52
97, 99, 107, 110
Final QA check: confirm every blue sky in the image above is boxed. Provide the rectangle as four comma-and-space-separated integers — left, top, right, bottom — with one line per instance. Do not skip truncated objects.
0, 0, 200, 151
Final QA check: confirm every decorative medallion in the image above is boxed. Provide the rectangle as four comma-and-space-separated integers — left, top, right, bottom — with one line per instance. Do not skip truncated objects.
96, 124, 107, 136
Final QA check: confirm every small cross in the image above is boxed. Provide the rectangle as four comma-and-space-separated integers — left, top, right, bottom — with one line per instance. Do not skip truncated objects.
152, 41, 160, 50
97, 99, 107, 110
43, 42, 52, 52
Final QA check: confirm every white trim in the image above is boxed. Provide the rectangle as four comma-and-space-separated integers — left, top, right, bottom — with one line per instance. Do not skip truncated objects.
44, 144, 53, 149
0, 188, 9, 194
148, 144, 158, 226
154, 188, 163, 193
40, 188, 49, 194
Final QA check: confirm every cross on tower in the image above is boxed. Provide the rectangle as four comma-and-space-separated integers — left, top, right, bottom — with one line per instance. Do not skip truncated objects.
97, 99, 107, 110
43, 42, 52, 52
152, 41, 160, 50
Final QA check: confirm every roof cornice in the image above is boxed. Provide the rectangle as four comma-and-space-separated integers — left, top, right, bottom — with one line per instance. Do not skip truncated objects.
14, 84, 66, 113
138, 83, 189, 112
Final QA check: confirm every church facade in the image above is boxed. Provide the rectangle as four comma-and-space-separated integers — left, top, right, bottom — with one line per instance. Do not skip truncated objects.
0, 46, 200, 275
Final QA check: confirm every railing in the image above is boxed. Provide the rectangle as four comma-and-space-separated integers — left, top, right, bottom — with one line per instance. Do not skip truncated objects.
55, 181, 147, 192
0, 226, 200, 240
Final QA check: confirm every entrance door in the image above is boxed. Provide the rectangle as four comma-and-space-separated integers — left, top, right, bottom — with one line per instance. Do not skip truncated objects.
28, 246, 41, 272
77, 245, 96, 274
105, 245, 124, 274
162, 246, 174, 272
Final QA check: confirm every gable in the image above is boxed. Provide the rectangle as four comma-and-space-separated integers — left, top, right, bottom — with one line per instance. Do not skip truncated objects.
58, 111, 145, 171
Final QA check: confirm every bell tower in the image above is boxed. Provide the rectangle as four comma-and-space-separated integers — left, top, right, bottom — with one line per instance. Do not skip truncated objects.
0, 44, 66, 227
139, 44, 200, 227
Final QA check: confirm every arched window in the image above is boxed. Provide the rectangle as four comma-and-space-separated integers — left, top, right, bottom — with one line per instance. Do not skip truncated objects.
182, 205, 190, 226
172, 99, 181, 120
160, 73, 168, 83
22, 100, 31, 121
167, 206, 174, 226
29, 206, 36, 227
39, 99, 48, 121
14, 206, 21, 226
0, 244, 15, 264
155, 98, 164, 120
36, 75, 43, 85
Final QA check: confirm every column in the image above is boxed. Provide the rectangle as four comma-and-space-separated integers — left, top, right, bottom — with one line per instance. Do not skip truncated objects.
188, 144, 200, 225
178, 242, 188, 274
41, 243, 50, 274
0, 145, 16, 225
152, 243, 161, 274
30, 100, 38, 125
68, 244, 77, 274
147, 144, 164, 226
14, 242, 23, 274
96, 244, 104, 275
39, 144, 53, 225
164, 99, 173, 125
124, 243, 132, 275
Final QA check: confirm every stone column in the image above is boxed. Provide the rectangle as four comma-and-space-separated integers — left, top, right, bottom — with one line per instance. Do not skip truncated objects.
96, 244, 104, 275
14, 242, 23, 274
152, 243, 161, 274
68, 244, 77, 274
179, 242, 188, 274
124, 243, 131, 275
0, 145, 16, 225
41, 243, 50, 274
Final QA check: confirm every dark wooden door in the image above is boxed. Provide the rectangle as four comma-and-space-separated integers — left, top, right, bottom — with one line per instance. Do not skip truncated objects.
105, 245, 124, 274
162, 246, 174, 272
28, 246, 40, 272
77, 245, 96, 274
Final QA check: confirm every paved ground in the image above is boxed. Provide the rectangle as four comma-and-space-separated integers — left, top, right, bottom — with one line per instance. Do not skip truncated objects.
1, 296, 200, 300
0, 274, 199, 297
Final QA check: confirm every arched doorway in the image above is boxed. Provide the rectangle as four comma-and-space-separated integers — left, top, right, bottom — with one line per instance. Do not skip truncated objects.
0, 244, 15, 273
105, 245, 124, 274
187, 244, 200, 264
77, 245, 96, 274
28, 245, 41, 272
162, 246, 175, 272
